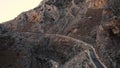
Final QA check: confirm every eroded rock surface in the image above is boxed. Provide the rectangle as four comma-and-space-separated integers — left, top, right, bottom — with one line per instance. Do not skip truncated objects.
0, 0, 120, 68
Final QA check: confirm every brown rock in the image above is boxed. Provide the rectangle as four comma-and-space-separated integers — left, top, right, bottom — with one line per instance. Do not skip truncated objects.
0, 0, 120, 68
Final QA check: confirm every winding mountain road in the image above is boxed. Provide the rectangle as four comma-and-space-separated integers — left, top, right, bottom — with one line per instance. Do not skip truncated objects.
46, 34, 107, 68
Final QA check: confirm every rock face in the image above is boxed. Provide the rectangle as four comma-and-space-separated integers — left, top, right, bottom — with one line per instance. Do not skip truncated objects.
0, 0, 120, 68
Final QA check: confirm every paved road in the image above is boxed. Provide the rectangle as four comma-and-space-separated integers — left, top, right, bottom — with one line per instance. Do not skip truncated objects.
89, 48, 104, 68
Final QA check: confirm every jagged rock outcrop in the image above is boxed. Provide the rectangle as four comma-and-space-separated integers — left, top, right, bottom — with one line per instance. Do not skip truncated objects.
3, 0, 104, 44
0, 0, 120, 68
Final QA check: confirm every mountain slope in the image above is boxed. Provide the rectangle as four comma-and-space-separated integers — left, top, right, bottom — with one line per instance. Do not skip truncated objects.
0, 0, 120, 68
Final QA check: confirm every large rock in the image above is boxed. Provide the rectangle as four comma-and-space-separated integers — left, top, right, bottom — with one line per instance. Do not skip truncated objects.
0, 0, 120, 68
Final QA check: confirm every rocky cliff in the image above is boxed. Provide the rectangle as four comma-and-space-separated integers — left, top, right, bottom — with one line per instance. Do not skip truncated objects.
0, 0, 120, 68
